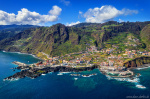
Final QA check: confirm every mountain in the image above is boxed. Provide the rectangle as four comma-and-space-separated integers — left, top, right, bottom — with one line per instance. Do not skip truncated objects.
0, 21, 150, 58
0, 24, 39, 41
141, 24, 150, 50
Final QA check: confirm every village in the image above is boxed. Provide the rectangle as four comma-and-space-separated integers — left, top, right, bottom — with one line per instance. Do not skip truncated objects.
19, 42, 150, 78
9, 33, 150, 78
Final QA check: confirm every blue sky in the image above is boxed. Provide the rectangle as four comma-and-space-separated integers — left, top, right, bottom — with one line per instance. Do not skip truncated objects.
0, 0, 149, 26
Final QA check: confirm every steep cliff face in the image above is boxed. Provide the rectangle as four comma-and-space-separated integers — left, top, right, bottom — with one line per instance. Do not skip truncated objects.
21, 24, 69, 54
124, 56, 150, 68
0, 24, 83, 56
0, 21, 150, 57
0, 23, 98, 56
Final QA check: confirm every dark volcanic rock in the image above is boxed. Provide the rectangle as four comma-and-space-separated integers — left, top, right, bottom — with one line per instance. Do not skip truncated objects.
4, 65, 98, 81
124, 56, 150, 68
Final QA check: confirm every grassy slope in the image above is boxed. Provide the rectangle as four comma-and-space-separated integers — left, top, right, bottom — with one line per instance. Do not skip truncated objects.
141, 24, 150, 50
0, 22, 150, 59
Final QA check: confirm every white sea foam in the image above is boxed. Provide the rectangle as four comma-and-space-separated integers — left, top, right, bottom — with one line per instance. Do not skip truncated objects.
59, 72, 71, 74
7, 78, 20, 81
114, 78, 127, 81
106, 75, 112, 80
136, 84, 146, 89
57, 73, 63, 75
82, 75, 92, 77
127, 78, 139, 83
74, 78, 78, 80
107, 76, 146, 89
2, 51, 41, 60
137, 66, 150, 70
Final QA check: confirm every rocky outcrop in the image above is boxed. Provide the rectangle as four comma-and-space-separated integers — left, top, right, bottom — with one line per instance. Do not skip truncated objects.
123, 56, 150, 68
4, 65, 98, 81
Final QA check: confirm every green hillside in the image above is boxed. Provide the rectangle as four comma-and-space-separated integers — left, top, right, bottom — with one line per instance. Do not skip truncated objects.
0, 25, 39, 41
141, 24, 150, 50
0, 21, 150, 58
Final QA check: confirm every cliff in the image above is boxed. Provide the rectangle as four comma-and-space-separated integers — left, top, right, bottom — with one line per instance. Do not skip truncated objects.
0, 21, 150, 58
123, 56, 150, 68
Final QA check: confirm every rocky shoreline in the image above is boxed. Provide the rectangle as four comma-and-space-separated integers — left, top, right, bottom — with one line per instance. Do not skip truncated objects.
4, 62, 150, 81
4, 64, 98, 81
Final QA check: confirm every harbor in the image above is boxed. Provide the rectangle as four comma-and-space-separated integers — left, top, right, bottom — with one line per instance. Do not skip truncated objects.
99, 65, 134, 78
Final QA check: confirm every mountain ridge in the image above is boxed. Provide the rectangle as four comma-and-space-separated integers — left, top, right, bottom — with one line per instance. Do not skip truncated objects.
0, 21, 150, 58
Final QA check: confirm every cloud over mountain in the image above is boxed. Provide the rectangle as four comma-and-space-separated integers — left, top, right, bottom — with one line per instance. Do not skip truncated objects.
66, 21, 80, 26
0, 5, 62, 25
83, 5, 138, 23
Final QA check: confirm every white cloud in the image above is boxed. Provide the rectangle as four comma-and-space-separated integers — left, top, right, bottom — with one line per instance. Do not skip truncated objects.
66, 21, 80, 26
119, 19, 124, 22
49, 5, 62, 16
78, 11, 83, 19
60, 0, 70, 6
0, 5, 62, 25
82, 5, 138, 23
121, 8, 138, 15
79, 11, 83, 14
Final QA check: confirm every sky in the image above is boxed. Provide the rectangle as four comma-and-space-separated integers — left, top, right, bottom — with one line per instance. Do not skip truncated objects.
0, 0, 149, 26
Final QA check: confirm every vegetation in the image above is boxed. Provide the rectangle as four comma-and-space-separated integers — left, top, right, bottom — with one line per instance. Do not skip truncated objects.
0, 21, 150, 58
141, 24, 150, 50
0, 25, 39, 41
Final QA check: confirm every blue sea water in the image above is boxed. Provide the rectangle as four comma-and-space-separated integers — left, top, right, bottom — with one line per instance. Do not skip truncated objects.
0, 51, 150, 99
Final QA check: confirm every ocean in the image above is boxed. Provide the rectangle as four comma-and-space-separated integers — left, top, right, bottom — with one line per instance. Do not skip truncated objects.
0, 51, 150, 99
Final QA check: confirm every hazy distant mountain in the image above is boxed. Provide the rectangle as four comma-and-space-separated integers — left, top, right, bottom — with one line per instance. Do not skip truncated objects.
0, 24, 39, 41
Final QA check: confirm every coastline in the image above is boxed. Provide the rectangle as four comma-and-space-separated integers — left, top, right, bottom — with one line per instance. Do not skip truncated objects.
128, 64, 150, 71
1, 50, 150, 88
1, 50, 43, 61
3, 64, 98, 81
